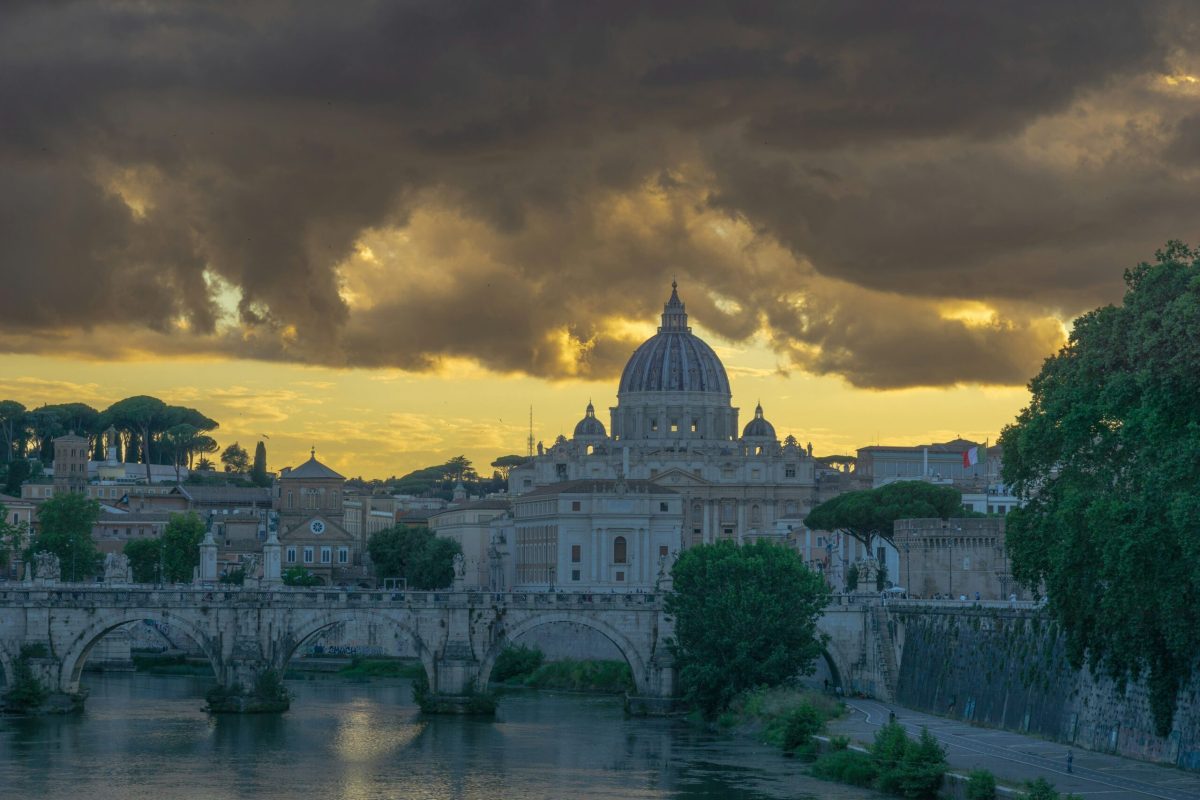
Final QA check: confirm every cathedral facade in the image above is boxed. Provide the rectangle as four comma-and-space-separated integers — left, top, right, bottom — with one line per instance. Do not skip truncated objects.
509, 283, 821, 550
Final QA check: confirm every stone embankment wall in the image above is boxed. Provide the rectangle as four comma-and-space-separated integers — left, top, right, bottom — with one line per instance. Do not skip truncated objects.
894, 607, 1200, 770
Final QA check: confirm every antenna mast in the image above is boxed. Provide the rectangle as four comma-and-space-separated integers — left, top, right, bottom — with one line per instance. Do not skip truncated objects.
527, 405, 534, 458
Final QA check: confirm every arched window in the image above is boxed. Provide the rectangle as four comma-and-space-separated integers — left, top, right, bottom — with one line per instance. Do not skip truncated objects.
751, 504, 762, 523
613, 536, 627, 564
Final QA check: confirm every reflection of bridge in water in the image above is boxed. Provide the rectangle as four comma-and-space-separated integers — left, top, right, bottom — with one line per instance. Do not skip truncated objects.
0, 587, 678, 711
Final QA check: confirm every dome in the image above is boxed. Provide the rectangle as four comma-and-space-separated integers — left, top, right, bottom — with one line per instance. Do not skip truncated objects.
618, 282, 731, 396
573, 401, 607, 438
742, 402, 776, 439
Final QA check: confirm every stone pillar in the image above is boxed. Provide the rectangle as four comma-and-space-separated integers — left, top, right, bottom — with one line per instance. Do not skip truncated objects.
262, 530, 282, 585
736, 502, 746, 544
702, 502, 712, 545
198, 530, 218, 583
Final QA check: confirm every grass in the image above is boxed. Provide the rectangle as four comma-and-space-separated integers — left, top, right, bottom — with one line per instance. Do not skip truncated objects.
720, 686, 845, 756
520, 659, 634, 693
336, 657, 426, 680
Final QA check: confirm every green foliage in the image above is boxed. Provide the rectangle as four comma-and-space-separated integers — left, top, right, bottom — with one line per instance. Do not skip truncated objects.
0, 400, 26, 462
490, 454, 526, 479
805, 481, 966, 552
846, 563, 860, 591
2, 458, 30, 495
966, 769, 997, 800
1021, 777, 1083, 800
337, 657, 426, 679
250, 441, 269, 486
3, 651, 48, 712
123, 538, 161, 583
866, 723, 948, 799
28, 492, 101, 580
829, 735, 851, 751
491, 644, 545, 683
779, 702, 825, 753
161, 512, 205, 583
219, 567, 245, 585
220, 441, 250, 473
665, 539, 830, 719
999, 241, 1200, 736
522, 660, 634, 693
810, 749, 879, 787
282, 566, 322, 586
367, 525, 461, 590
0, 500, 27, 570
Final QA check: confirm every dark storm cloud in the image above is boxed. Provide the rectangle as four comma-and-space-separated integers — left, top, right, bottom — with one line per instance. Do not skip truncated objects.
0, 0, 1187, 387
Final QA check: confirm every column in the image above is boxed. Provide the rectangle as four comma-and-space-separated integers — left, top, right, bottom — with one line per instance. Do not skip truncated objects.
592, 528, 601, 584
736, 502, 746, 544
702, 502, 712, 545
641, 528, 650, 584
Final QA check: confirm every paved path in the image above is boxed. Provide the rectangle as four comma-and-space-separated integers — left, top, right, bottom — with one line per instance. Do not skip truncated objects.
829, 698, 1200, 800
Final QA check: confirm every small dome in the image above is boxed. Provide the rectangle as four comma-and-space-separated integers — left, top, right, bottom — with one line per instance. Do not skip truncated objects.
742, 402, 777, 439
573, 401, 607, 438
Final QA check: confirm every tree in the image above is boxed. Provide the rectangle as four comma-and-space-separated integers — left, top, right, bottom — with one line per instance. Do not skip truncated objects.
0, 501, 28, 574
367, 525, 461, 590
490, 454, 526, 481
161, 512, 206, 583
999, 241, 1200, 737
123, 538, 161, 583
195, 455, 214, 471
103, 396, 168, 484
806, 481, 966, 554
162, 424, 200, 484
446, 455, 475, 483
665, 539, 830, 718
0, 401, 25, 461
250, 441, 269, 486
28, 493, 101, 581
221, 442, 250, 474
282, 566, 321, 586
2, 458, 30, 496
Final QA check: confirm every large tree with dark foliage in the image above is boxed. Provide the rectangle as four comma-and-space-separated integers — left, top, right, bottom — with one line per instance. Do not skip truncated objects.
367, 525, 461, 590
27, 493, 101, 581
804, 480, 966, 556
666, 539, 829, 718
1000, 241, 1200, 736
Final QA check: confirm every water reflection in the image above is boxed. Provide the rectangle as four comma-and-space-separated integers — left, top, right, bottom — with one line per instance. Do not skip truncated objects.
0, 674, 877, 800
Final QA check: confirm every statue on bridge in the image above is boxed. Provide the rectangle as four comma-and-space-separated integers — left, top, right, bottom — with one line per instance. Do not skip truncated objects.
103, 552, 132, 584
33, 551, 60, 583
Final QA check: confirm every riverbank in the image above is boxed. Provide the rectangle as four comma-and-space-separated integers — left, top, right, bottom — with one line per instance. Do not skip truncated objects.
489, 644, 634, 693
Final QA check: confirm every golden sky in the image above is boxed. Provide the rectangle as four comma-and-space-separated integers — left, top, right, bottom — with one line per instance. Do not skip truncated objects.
3, 4, 1199, 478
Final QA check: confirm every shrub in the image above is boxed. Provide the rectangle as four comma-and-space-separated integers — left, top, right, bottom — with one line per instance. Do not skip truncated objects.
490, 644, 544, 684
810, 749, 878, 787
829, 735, 851, 751
780, 702, 824, 752
1021, 777, 1082, 800
871, 723, 947, 799
967, 769, 997, 800
2, 657, 47, 712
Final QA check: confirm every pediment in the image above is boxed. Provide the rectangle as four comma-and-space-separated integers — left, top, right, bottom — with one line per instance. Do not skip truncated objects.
279, 515, 354, 542
650, 468, 712, 487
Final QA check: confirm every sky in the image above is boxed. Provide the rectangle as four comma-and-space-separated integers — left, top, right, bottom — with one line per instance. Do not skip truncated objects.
2, 2, 1198, 478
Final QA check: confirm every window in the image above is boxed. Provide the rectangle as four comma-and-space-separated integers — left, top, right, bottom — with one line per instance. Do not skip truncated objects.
724, 527, 733, 536
785, 465, 796, 478
571, 569, 580, 581
690, 420, 699, 433
613, 536, 627, 564
659, 501, 668, 512
338, 547, 349, 564
286, 547, 296, 563
751, 505, 762, 523
287, 489, 294, 509
571, 501, 581, 512
649, 468, 659, 478
659, 545, 669, 558
523, 479, 532, 488
320, 546, 332, 564
670, 420, 679, 432
650, 419, 658, 432
571, 545, 581, 563
303, 546, 314, 564
616, 571, 624, 582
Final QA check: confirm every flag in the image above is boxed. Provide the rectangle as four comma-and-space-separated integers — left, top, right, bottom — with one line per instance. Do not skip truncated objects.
962, 447, 979, 468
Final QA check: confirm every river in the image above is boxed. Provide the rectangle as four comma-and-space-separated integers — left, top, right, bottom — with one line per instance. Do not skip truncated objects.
0, 673, 879, 799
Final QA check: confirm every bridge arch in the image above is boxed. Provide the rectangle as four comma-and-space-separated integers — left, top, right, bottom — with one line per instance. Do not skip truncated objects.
60, 610, 222, 693
478, 611, 650, 695
275, 608, 435, 687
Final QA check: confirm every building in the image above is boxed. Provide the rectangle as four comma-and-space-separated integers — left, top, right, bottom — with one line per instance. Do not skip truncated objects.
92, 510, 175, 556
893, 517, 1025, 600
52, 433, 90, 493
273, 449, 364, 586
505, 479, 681, 591
510, 283, 820, 552
0, 492, 35, 580
428, 500, 510, 589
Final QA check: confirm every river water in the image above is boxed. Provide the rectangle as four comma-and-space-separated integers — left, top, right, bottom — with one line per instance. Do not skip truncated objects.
0, 674, 878, 799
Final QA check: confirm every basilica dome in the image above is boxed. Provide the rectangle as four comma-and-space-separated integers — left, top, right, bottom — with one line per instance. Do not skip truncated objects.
618, 282, 731, 397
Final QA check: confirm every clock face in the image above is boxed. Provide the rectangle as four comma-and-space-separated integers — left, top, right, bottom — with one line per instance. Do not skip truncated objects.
310, 519, 326, 535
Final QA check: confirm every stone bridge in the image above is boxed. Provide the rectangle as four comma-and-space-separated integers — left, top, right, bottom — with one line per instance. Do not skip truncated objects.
0, 586, 675, 711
